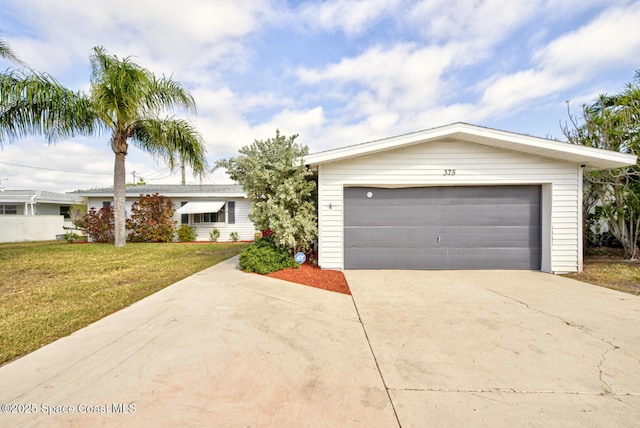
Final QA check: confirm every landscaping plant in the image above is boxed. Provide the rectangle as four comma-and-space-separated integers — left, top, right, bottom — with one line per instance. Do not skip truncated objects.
238, 237, 297, 274
209, 228, 221, 242
176, 224, 196, 242
562, 71, 640, 259
217, 130, 317, 255
82, 206, 115, 243
127, 193, 177, 243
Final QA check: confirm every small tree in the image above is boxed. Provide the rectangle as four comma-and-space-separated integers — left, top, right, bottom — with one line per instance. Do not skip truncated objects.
218, 130, 317, 254
69, 198, 88, 229
127, 193, 176, 243
83, 206, 115, 243
562, 72, 640, 259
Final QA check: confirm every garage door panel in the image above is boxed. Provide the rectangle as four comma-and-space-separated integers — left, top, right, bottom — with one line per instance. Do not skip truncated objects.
345, 226, 440, 248
345, 248, 449, 270
438, 227, 541, 248
446, 248, 540, 269
344, 186, 541, 270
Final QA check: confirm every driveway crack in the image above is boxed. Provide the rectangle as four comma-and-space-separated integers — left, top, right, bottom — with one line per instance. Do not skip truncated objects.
387, 387, 640, 396
483, 287, 623, 394
350, 294, 402, 428
597, 344, 619, 394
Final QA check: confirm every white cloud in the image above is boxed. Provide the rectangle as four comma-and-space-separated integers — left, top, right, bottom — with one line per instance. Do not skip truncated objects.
535, 2, 640, 75
297, 43, 463, 115
478, 2, 640, 115
6, 0, 270, 78
297, 0, 401, 36
0, 139, 114, 192
408, 0, 540, 46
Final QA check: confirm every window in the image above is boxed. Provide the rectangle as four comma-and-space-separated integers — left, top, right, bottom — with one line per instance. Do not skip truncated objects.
102, 201, 111, 208
0, 205, 17, 215
180, 202, 188, 224
227, 201, 235, 224
60, 206, 71, 219
191, 204, 226, 224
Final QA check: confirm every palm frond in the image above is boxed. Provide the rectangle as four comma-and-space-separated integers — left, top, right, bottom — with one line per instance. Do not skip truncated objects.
0, 69, 100, 145
0, 40, 26, 67
147, 76, 197, 114
131, 117, 208, 177
89, 46, 154, 129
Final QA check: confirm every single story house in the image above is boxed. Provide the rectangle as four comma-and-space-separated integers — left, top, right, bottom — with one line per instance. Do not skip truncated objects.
0, 190, 83, 242
0, 189, 81, 222
305, 123, 637, 274
71, 184, 257, 242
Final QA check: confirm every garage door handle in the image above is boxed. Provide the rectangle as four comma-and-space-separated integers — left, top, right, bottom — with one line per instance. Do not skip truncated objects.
437, 236, 441, 243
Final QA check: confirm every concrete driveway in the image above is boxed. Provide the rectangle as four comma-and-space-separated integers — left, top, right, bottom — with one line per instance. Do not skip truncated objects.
345, 269, 640, 427
1, 261, 639, 427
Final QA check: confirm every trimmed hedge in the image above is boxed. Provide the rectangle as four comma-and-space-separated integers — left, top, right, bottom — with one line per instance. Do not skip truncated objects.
239, 238, 297, 274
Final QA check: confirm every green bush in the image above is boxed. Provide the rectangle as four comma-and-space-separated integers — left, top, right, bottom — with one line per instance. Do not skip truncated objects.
176, 224, 196, 242
209, 228, 220, 242
230, 231, 239, 242
239, 238, 297, 274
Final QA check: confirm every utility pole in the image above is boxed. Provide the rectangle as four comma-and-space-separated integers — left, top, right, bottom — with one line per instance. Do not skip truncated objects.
181, 160, 186, 185
131, 170, 136, 184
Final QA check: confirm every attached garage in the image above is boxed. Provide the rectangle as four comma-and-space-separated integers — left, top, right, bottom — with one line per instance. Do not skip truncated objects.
306, 123, 636, 273
344, 185, 541, 270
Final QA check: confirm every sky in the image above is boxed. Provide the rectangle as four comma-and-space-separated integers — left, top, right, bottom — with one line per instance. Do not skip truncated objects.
1, 0, 640, 193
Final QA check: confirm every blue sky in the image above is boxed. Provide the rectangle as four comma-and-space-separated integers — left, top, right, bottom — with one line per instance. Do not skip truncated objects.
1, 0, 640, 192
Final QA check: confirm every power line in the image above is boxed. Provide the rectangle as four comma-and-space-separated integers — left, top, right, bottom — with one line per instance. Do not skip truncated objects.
0, 160, 112, 176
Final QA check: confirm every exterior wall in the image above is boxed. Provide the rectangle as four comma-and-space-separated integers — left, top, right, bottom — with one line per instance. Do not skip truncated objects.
86, 196, 257, 242
316, 139, 580, 273
0, 215, 65, 243
171, 198, 257, 241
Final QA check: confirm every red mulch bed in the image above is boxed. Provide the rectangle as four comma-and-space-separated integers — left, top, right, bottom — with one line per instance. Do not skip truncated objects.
266, 262, 351, 295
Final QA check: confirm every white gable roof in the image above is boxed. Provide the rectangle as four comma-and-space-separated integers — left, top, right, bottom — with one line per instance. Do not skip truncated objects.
305, 123, 637, 171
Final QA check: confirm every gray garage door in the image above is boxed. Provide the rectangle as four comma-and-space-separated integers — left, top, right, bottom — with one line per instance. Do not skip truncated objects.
344, 186, 541, 270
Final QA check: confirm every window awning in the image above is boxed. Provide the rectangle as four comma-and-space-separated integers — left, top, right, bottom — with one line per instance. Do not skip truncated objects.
176, 201, 225, 215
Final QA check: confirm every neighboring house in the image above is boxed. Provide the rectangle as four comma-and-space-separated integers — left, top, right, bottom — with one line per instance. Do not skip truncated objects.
0, 190, 83, 242
305, 122, 637, 274
0, 189, 81, 223
71, 184, 257, 242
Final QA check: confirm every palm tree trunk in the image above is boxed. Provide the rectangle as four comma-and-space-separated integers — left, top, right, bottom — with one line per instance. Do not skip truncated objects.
112, 133, 128, 247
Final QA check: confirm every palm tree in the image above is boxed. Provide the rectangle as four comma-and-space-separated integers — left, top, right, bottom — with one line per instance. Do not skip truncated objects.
0, 46, 207, 246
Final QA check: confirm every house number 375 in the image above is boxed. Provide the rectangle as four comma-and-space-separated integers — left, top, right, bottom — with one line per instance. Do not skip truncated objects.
443, 169, 456, 176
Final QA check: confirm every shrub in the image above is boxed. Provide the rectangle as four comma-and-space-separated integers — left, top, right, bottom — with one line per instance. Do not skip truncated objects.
230, 231, 239, 242
64, 231, 80, 243
127, 193, 176, 243
209, 228, 220, 242
239, 238, 297, 274
83, 206, 114, 243
176, 224, 196, 242
217, 130, 317, 255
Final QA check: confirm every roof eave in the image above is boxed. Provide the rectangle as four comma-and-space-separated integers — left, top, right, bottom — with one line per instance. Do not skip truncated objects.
305, 123, 638, 171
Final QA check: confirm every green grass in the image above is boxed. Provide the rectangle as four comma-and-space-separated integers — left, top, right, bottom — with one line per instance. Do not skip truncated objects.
0, 241, 246, 365
565, 247, 640, 296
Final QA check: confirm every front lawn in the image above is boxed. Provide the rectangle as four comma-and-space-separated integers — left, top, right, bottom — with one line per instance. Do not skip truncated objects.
565, 247, 640, 296
0, 241, 246, 365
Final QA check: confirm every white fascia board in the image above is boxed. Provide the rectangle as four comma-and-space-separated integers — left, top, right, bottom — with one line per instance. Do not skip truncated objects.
305, 123, 637, 171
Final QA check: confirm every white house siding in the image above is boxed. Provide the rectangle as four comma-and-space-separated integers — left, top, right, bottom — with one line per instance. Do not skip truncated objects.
316, 139, 581, 273
86, 197, 257, 242
171, 198, 256, 241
